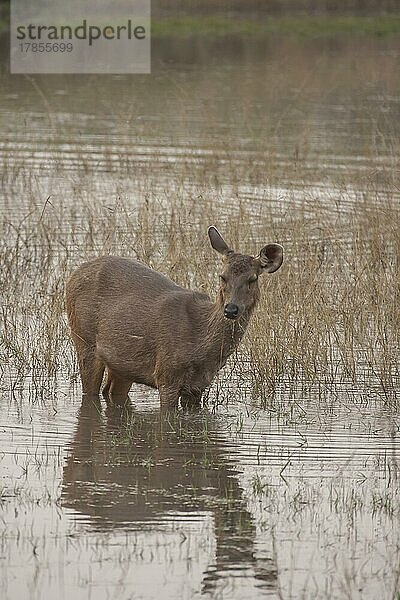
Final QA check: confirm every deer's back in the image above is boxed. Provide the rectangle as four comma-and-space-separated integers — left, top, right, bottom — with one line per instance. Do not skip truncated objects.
67, 255, 180, 297
66, 256, 212, 382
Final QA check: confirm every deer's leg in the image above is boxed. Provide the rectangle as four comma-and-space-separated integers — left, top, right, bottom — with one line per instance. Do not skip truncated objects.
158, 385, 180, 410
108, 374, 132, 405
73, 336, 104, 397
102, 371, 112, 399
180, 391, 203, 410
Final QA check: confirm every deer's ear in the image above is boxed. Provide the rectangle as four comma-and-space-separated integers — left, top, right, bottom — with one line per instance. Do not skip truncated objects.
208, 226, 232, 255
257, 244, 284, 273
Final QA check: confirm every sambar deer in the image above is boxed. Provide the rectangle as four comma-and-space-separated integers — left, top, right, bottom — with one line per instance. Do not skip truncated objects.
65, 227, 283, 408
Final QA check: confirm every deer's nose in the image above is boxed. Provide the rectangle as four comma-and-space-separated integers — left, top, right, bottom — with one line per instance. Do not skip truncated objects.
224, 303, 239, 319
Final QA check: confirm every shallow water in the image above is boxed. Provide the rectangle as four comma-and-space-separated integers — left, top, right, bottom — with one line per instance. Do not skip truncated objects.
1, 37, 400, 192
0, 385, 399, 600
1, 34, 400, 599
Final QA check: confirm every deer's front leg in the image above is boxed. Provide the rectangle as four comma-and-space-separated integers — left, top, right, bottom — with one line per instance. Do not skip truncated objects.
158, 385, 180, 410
180, 391, 203, 410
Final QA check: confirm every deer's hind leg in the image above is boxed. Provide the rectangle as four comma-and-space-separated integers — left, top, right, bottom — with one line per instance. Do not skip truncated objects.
72, 335, 105, 397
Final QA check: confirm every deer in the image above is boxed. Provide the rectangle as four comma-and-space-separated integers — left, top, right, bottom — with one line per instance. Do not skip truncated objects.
65, 226, 283, 409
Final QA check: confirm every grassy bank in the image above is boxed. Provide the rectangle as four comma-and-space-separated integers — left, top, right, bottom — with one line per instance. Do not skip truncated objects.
152, 15, 400, 38
1, 14, 400, 38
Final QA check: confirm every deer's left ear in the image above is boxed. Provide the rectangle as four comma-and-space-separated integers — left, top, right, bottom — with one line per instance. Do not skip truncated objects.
256, 244, 284, 273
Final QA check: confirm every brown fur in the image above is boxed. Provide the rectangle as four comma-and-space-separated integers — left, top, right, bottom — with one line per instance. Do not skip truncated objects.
65, 227, 283, 409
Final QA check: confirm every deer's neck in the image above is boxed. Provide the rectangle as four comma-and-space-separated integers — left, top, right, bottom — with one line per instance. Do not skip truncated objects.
201, 296, 253, 367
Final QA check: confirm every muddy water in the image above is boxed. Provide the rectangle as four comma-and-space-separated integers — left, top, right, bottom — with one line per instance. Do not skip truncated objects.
1, 386, 399, 599
1, 35, 400, 599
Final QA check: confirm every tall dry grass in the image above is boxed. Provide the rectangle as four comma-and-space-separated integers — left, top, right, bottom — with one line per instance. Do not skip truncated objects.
1, 165, 399, 405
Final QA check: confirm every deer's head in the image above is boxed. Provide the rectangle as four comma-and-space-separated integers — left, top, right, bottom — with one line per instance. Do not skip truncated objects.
208, 226, 283, 320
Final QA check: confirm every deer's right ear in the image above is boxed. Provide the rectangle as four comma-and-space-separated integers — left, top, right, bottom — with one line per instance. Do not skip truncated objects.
208, 226, 232, 255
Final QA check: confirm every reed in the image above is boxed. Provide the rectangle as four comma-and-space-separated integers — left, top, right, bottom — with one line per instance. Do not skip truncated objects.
1, 158, 399, 406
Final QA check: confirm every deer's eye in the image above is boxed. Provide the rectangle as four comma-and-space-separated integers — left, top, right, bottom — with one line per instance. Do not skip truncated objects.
219, 274, 227, 284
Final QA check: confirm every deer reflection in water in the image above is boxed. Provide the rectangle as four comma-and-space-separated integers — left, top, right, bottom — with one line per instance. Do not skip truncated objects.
62, 397, 278, 596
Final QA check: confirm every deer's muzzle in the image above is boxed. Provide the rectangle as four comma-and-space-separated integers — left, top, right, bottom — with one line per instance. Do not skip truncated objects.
224, 303, 239, 320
